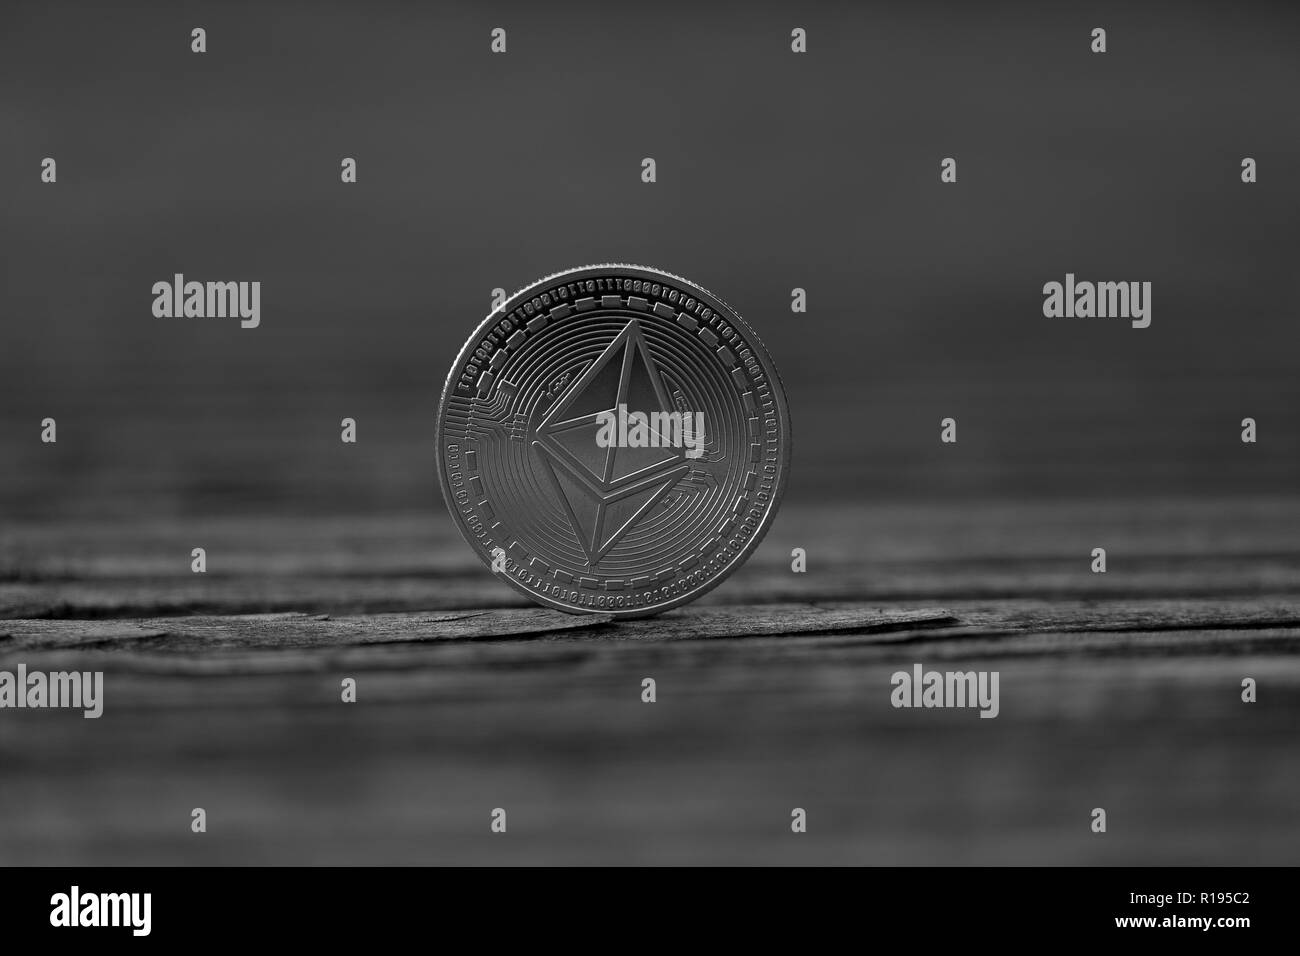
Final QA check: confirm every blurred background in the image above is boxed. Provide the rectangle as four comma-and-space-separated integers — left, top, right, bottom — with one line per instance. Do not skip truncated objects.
3, 0, 1298, 522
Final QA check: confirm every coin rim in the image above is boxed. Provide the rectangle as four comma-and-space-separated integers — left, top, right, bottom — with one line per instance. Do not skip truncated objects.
436, 263, 792, 618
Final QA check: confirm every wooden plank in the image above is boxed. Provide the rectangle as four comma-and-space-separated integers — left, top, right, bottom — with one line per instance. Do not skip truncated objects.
1, 498, 1297, 865
0, 608, 616, 651
0, 605, 957, 676
6, 499, 1300, 618
0, 646, 1296, 865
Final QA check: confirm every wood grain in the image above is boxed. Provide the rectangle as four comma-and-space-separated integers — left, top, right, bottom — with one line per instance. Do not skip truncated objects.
0, 499, 1298, 865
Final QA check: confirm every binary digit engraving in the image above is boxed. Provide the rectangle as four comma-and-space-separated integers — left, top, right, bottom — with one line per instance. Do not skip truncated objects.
436, 264, 791, 617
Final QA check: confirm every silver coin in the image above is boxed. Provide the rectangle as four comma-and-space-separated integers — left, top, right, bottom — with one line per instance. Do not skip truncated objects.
437, 264, 791, 617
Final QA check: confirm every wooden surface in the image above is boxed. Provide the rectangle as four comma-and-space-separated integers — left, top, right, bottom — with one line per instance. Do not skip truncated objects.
2, 497, 1299, 865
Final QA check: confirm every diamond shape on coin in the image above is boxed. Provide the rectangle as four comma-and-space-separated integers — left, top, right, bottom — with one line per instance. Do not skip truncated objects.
437, 264, 791, 617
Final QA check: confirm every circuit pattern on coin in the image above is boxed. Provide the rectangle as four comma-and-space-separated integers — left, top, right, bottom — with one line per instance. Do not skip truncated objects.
437, 264, 790, 617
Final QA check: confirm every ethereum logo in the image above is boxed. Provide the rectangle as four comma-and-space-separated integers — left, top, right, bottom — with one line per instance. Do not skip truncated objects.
533, 320, 691, 567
